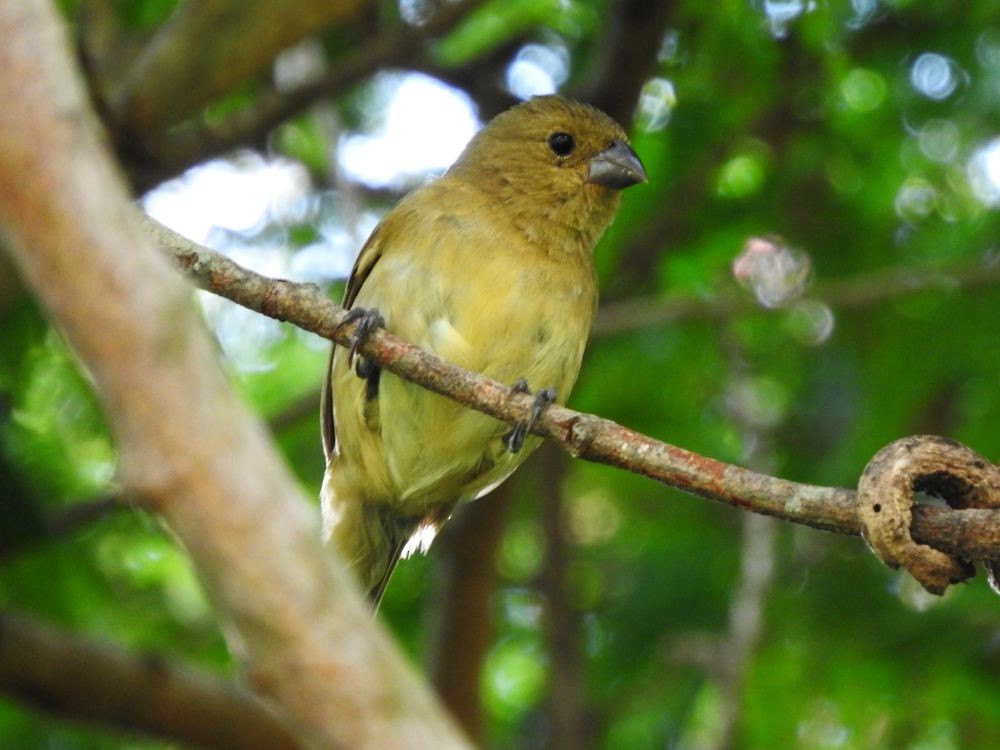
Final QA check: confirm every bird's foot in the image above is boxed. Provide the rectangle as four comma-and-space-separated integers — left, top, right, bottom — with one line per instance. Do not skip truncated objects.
336, 307, 385, 365
504, 380, 556, 453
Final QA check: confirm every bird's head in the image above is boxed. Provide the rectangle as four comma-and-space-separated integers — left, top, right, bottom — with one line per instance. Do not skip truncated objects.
449, 96, 646, 252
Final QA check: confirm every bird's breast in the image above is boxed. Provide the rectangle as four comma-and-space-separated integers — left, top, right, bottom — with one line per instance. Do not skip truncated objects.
433, 251, 594, 387
371, 220, 597, 384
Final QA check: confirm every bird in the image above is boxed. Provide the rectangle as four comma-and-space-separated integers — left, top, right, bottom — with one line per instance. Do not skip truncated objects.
320, 95, 646, 606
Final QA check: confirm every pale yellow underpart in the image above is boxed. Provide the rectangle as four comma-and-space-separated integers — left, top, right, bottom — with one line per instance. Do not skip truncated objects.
321, 178, 598, 592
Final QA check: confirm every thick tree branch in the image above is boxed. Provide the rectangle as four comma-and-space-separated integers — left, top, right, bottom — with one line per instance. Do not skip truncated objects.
0, 612, 299, 750
0, 4, 470, 748
147, 217, 1000, 566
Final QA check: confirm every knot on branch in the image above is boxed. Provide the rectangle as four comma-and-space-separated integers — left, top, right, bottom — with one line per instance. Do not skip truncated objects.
857, 435, 1000, 595
564, 415, 597, 458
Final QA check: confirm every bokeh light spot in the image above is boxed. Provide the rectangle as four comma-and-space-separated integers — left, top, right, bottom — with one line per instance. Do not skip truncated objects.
717, 155, 767, 198
910, 52, 963, 100
967, 137, 1000, 207
339, 73, 479, 188
976, 29, 1000, 67
758, 0, 816, 38
143, 154, 311, 243
917, 119, 961, 164
786, 299, 835, 346
895, 175, 938, 221
841, 68, 886, 112
726, 376, 789, 430
733, 236, 812, 308
636, 77, 677, 132
506, 42, 570, 99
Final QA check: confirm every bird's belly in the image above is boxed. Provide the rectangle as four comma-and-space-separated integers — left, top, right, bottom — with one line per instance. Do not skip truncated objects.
344, 241, 595, 515
378, 318, 585, 514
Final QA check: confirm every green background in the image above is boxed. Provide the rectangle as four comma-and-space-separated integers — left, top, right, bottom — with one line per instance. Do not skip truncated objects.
3, 1, 1000, 747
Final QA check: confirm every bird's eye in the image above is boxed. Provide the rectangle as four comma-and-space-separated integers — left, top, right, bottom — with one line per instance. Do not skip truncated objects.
547, 132, 575, 157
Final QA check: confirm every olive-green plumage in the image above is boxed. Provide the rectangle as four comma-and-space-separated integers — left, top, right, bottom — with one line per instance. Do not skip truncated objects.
321, 95, 645, 605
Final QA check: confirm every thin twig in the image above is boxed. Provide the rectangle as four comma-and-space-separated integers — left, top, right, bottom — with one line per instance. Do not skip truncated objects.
595, 257, 1000, 336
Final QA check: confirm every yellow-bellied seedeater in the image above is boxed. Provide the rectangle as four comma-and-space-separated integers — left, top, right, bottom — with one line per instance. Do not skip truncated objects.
321, 95, 646, 606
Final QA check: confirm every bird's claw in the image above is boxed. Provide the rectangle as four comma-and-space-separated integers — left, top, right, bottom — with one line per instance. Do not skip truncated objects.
504, 383, 556, 453
336, 307, 385, 365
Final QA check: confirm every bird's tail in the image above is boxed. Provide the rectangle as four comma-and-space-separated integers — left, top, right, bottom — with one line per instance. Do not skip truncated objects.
362, 508, 455, 607
366, 534, 408, 608
321, 492, 396, 608
324, 481, 441, 608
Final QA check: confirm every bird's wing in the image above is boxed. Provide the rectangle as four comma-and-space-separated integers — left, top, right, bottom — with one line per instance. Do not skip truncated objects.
321, 225, 386, 460
342, 224, 385, 310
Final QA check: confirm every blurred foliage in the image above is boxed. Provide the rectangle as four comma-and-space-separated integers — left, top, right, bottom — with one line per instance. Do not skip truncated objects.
4, 0, 1000, 747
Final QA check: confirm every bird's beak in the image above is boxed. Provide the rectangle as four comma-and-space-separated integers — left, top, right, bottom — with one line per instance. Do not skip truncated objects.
588, 140, 647, 190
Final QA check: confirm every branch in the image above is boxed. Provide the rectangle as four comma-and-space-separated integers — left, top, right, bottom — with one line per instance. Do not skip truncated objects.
111, 0, 375, 132
428, 483, 511, 743
125, 0, 489, 188
594, 256, 1000, 336
537, 447, 590, 750
0, 612, 299, 750
0, 5, 470, 747
147, 217, 1000, 565
703, 363, 778, 750
713, 514, 777, 750
0, 496, 122, 562
572, 0, 677, 127
857, 436, 1000, 595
